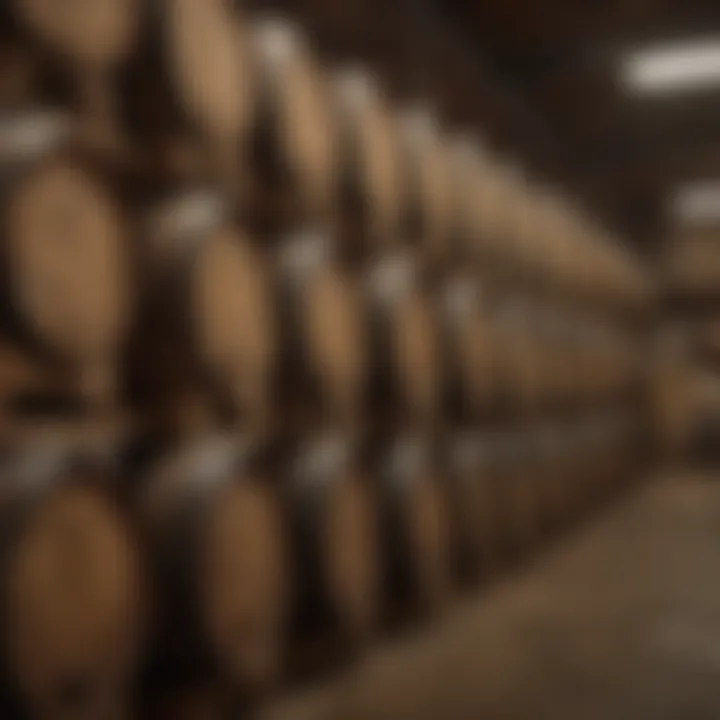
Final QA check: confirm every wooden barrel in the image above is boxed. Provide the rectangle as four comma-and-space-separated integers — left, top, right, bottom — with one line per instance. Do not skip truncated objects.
568, 320, 590, 404
488, 162, 525, 263
162, 0, 253, 142
560, 423, 585, 514
542, 202, 572, 294
497, 430, 537, 555
554, 311, 582, 409
491, 293, 538, 417
445, 432, 497, 579
520, 428, 544, 544
332, 69, 401, 257
140, 435, 287, 696
365, 252, 439, 427
539, 206, 579, 407
549, 423, 572, 521
10, 0, 137, 153
576, 416, 613, 511
396, 108, 452, 263
481, 431, 513, 557
527, 424, 553, 533
619, 412, 645, 489
559, 314, 585, 406
534, 306, 557, 407
652, 329, 696, 461
584, 417, 618, 503
11, 0, 139, 130
467, 148, 506, 263
446, 136, 482, 257
598, 415, 627, 495
590, 322, 615, 402
600, 330, 621, 401
379, 436, 451, 615
556, 423, 583, 523
576, 419, 596, 504
118, 0, 254, 183
569, 319, 591, 407
571, 420, 596, 515
616, 332, 640, 401
533, 302, 562, 409
482, 168, 537, 412
572, 420, 594, 506
248, 18, 336, 231
438, 275, 494, 423
0, 9, 42, 109
275, 230, 366, 428
617, 332, 642, 400
285, 433, 380, 651
508, 178, 544, 285
0, 111, 131, 406
534, 423, 566, 529
605, 414, 628, 493
0, 438, 144, 720
130, 190, 275, 435
13, 0, 138, 67
145, 684, 230, 720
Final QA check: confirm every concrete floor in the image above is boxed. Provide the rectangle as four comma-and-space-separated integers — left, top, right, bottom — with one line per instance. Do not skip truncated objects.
258, 474, 720, 720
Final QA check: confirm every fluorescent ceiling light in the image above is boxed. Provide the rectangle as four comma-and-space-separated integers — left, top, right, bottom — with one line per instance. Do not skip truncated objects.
624, 39, 720, 93
673, 182, 720, 224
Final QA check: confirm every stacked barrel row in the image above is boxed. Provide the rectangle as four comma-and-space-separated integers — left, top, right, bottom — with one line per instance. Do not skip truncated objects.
0, 1, 655, 718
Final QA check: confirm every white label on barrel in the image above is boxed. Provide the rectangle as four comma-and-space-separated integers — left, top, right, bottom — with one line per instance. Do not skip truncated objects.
278, 230, 330, 283
153, 191, 225, 248
180, 435, 246, 491
334, 69, 377, 113
254, 16, 302, 67
0, 112, 70, 164
399, 107, 437, 148
293, 435, 350, 490
367, 253, 415, 308
5, 441, 71, 492
387, 437, 426, 490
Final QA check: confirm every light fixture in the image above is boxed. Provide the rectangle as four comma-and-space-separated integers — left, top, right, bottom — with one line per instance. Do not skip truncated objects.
672, 182, 720, 225
623, 38, 720, 93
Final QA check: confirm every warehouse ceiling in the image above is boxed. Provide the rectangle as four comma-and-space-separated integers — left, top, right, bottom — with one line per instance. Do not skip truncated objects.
248, 0, 720, 250
451, 0, 720, 250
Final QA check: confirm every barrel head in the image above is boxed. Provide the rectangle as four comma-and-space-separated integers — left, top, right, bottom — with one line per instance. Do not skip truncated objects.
394, 293, 439, 424
165, 0, 254, 142
6, 156, 131, 364
201, 477, 287, 692
333, 70, 401, 248
15, 0, 139, 67
190, 226, 275, 420
404, 470, 452, 612
303, 266, 365, 422
252, 18, 336, 219
322, 470, 380, 645
7, 481, 143, 720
